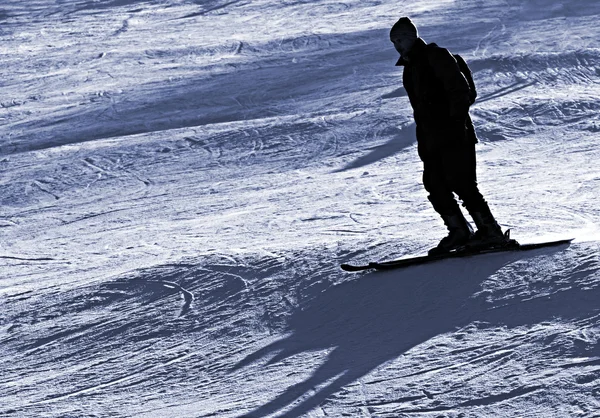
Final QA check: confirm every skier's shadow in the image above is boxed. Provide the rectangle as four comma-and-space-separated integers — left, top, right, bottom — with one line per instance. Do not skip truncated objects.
233, 244, 585, 418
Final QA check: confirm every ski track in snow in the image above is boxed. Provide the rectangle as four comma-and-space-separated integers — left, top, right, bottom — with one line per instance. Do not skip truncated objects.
1, 0, 600, 417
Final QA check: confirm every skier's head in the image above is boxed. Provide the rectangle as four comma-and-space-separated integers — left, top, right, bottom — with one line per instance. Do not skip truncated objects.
390, 17, 418, 56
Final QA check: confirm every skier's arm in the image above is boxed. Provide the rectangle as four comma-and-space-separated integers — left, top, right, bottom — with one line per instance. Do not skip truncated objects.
428, 49, 471, 120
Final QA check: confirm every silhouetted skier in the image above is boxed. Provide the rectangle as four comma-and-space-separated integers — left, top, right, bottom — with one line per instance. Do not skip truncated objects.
390, 17, 508, 255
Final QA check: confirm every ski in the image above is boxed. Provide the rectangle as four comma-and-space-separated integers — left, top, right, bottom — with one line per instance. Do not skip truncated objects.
340, 238, 574, 272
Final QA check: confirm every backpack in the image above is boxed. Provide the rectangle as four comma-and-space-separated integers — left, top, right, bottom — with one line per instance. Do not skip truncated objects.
453, 54, 477, 105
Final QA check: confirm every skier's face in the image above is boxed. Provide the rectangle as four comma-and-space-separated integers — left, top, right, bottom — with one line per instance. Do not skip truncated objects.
391, 34, 415, 57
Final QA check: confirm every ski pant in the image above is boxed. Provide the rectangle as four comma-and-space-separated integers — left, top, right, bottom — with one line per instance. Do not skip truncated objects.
420, 141, 491, 217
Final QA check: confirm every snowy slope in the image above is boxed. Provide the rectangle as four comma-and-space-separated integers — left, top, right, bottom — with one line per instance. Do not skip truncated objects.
1, 0, 599, 417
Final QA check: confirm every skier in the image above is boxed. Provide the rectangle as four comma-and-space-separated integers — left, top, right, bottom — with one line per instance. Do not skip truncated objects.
390, 17, 508, 255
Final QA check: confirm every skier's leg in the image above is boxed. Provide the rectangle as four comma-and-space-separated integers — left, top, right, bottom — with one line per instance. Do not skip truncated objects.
449, 143, 506, 246
445, 141, 485, 212
423, 155, 473, 255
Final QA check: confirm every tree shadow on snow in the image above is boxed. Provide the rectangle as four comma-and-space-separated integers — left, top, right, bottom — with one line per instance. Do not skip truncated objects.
232, 242, 598, 418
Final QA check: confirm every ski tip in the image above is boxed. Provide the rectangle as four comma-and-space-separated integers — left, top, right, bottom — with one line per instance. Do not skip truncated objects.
340, 263, 363, 272
341, 262, 379, 272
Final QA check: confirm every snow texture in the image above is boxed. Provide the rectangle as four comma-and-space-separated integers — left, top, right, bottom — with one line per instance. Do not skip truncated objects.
1, 0, 599, 417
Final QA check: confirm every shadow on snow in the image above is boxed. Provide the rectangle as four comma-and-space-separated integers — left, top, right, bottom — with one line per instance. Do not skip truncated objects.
332, 123, 416, 173
233, 242, 598, 417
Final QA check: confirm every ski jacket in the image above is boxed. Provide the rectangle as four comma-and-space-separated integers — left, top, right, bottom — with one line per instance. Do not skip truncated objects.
396, 39, 477, 157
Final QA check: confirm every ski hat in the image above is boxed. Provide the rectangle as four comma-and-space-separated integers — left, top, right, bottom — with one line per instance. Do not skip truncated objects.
390, 17, 418, 40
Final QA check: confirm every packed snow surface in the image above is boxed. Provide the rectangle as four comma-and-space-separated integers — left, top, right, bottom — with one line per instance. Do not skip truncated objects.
1, 0, 600, 417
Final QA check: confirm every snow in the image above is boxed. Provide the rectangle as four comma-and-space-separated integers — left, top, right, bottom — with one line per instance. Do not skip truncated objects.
1, 0, 599, 417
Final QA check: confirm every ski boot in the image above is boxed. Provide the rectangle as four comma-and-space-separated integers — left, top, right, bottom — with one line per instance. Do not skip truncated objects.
428, 212, 475, 256
468, 211, 512, 249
